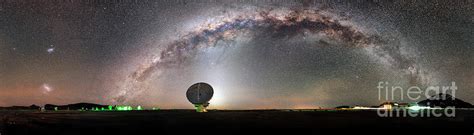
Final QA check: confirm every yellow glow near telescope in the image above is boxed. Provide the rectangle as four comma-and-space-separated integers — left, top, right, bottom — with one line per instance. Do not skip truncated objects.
209, 85, 226, 109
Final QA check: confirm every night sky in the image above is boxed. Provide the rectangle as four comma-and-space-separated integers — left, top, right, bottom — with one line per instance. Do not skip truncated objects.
0, 0, 472, 109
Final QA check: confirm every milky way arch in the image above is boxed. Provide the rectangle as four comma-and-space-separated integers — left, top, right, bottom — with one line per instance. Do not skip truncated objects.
111, 8, 420, 103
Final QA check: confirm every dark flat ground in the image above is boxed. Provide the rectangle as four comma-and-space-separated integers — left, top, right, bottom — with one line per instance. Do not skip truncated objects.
1, 109, 473, 135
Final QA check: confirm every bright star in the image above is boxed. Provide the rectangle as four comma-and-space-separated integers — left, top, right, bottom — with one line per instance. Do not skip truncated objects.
47, 48, 55, 54
47, 45, 55, 54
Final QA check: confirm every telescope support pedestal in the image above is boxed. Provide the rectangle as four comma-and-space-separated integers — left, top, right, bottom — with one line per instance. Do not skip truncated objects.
194, 103, 209, 112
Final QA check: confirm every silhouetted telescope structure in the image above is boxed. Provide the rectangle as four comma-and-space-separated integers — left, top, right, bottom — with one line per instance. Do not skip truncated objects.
186, 82, 214, 112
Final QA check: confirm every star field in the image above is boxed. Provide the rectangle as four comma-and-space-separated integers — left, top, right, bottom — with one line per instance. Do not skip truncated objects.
0, 0, 472, 109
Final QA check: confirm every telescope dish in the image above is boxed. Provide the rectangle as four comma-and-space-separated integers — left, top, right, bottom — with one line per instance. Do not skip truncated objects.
186, 82, 214, 105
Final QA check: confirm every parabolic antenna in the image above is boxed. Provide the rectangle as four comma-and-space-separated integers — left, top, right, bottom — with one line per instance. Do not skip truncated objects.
186, 82, 214, 112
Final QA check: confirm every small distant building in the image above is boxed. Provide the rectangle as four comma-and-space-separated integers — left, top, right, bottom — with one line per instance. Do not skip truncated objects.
353, 105, 371, 110
379, 102, 395, 110
379, 102, 413, 110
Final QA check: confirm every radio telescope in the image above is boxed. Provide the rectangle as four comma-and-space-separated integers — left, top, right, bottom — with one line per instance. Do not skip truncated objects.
186, 82, 214, 112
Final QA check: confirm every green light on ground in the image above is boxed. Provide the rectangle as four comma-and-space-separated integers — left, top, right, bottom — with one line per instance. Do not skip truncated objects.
137, 106, 142, 110
115, 105, 133, 111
